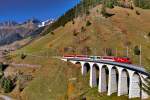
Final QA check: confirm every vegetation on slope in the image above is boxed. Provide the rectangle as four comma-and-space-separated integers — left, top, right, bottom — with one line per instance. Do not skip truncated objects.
134, 0, 150, 9
44, 0, 150, 35
7, 4, 150, 100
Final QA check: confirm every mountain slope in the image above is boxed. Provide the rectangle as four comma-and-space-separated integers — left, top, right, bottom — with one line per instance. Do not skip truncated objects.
0, 19, 43, 46
16, 6, 150, 68
10, 6, 150, 100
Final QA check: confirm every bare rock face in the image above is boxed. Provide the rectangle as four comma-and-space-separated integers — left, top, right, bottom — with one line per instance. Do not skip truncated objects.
0, 18, 41, 46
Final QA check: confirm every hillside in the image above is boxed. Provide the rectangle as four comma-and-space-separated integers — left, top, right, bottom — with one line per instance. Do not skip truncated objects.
0, 19, 45, 46
15, 6, 150, 68
8, 5, 150, 100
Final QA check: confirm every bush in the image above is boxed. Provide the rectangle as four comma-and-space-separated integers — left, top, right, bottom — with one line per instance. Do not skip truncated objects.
86, 10, 90, 16
136, 10, 140, 15
51, 31, 55, 35
86, 20, 92, 26
107, 1, 114, 8
0, 63, 8, 72
0, 64, 4, 78
81, 26, 86, 32
101, 5, 115, 18
96, 9, 99, 13
148, 32, 150, 37
0, 63, 3, 72
1, 78, 14, 93
0, 72, 3, 79
134, 46, 140, 55
21, 53, 27, 60
73, 30, 79, 36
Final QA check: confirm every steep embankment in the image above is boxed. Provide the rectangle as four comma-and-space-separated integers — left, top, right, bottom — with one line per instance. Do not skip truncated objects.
11, 6, 150, 100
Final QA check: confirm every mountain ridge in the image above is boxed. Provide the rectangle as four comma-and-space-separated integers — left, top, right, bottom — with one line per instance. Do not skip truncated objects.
0, 18, 54, 46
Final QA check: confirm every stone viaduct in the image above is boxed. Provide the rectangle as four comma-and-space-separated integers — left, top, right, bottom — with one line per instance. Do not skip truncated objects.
61, 57, 150, 99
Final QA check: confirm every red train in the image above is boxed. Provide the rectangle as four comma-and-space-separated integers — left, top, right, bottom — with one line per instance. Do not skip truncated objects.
63, 55, 132, 64
101, 56, 132, 64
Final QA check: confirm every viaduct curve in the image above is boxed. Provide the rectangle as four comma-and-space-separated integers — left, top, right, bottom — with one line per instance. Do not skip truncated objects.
60, 57, 150, 99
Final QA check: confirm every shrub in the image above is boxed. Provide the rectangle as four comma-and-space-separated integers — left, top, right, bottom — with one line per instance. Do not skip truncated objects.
86, 20, 92, 26
0, 71, 3, 79
21, 53, 27, 60
73, 30, 79, 36
101, 1, 113, 17
86, 10, 90, 16
1, 78, 14, 93
0, 63, 8, 72
134, 45, 140, 55
107, 1, 114, 8
0, 63, 3, 72
81, 26, 86, 32
0, 64, 4, 79
97, 9, 99, 13
148, 32, 150, 37
51, 31, 55, 35
136, 10, 140, 15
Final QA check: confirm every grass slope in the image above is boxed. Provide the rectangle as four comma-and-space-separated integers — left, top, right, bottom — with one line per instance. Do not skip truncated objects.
11, 5, 150, 100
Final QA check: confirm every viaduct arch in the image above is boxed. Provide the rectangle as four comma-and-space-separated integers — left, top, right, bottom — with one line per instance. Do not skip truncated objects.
63, 58, 149, 99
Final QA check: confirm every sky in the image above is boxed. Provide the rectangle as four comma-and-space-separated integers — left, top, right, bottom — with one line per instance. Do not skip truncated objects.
0, 0, 80, 23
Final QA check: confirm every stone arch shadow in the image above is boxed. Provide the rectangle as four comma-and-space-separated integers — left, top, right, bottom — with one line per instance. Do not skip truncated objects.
119, 69, 130, 96
108, 66, 119, 95
92, 63, 100, 87
82, 62, 90, 76
99, 64, 109, 93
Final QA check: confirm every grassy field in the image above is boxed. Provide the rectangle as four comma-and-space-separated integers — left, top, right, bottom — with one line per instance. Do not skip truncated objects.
9, 5, 150, 100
